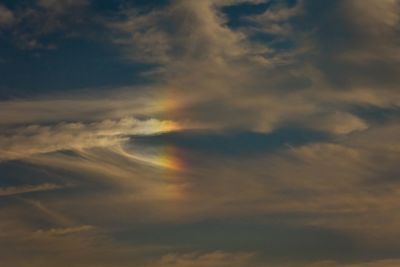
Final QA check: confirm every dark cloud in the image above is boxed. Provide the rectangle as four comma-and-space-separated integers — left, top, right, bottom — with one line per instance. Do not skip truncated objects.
129, 127, 331, 155
305, 0, 400, 89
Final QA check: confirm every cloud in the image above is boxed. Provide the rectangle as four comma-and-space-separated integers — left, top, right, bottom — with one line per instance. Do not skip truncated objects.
247, 0, 304, 34
0, 0, 391, 136
105, 0, 396, 135
306, 259, 400, 267
1, 1, 400, 266
0, 0, 90, 49
0, 0, 397, 224
37, 0, 89, 13
0, 117, 180, 161
307, 0, 400, 90
146, 251, 258, 267
211, 0, 267, 6
343, 0, 399, 36
303, 111, 368, 134
339, 0, 400, 63
0, 4, 14, 26
1, 117, 399, 267
2, 0, 399, 133
35, 225, 95, 236
0, 183, 66, 197
108, 0, 250, 67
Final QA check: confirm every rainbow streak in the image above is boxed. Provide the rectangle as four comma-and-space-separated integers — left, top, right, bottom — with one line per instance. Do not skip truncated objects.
145, 87, 184, 171
157, 144, 185, 171
149, 91, 188, 200
115, 140, 187, 200
116, 143, 185, 172
117, 116, 188, 200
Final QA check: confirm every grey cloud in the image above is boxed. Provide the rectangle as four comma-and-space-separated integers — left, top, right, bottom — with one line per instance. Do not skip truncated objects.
307, 0, 400, 89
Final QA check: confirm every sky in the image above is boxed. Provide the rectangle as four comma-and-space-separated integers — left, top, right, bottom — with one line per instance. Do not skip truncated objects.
0, 0, 400, 266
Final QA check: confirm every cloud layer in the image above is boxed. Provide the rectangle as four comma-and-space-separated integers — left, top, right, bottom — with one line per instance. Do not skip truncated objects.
1, 0, 400, 266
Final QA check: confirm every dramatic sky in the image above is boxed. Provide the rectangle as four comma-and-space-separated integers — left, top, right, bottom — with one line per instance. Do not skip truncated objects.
1, 0, 400, 266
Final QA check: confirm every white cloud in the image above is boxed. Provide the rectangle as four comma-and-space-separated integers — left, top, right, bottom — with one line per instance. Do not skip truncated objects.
35, 225, 95, 236
247, 0, 304, 34
0, 117, 180, 161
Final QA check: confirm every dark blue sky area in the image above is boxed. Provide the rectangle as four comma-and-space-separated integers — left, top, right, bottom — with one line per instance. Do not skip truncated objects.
0, 0, 301, 98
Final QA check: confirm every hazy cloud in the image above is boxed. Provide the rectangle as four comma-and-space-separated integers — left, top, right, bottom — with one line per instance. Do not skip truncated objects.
0, 4, 14, 26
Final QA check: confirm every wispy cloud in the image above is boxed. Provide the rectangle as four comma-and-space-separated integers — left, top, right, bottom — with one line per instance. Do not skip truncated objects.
0, 183, 66, 197
146, 251, 259, 267
0, 117, 180, 161
35, 225, 95, 236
